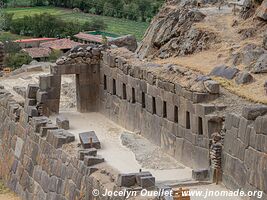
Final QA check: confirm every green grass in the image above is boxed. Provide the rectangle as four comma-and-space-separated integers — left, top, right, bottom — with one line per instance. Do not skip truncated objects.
0, 31, 29, 42
4, 6, 149, 40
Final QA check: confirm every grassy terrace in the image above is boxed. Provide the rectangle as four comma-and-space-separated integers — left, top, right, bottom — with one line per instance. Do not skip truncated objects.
4, 7, 149, 40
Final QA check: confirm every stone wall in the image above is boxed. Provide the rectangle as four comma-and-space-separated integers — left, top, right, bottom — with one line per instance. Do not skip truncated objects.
0, 89, 125, 200
98, 49, 223, 169
222, 106, 267, 199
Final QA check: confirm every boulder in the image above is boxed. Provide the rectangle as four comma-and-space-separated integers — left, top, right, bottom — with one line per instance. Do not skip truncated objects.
209, 65, 239, 80
256, 0, 267, 20
242, 44, 265, 66
108, 35, 138, 52
252, 54, 267, 73
235, 71, 254, 84
264, 80, 267, 95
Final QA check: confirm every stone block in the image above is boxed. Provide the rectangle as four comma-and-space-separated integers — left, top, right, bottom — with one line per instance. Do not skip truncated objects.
204, 80, 220, 94
79, 131, 101, 149
192, 92, 209, 103
40, 124, 58, 137
135, 171, 152, 185
78, 148, 97, 160
192, 169, 210, 181
25, 98, 36, 106
238, 117, 252, 146
145, 94, 153, 114
46, 129, 75, 148
26, 106, 38, 117
117, 173, 136, 187
195, 104, 216, 116
31, 116, 49, 133
140, 176, 155, 189
56, 116, 70, 130
15, 137, 24, 158
26, 84, 39, 98
242, 105, 267, 120
166, 103, 175, 122
83, 156, 104, 166
254, 115, 267, 135
155, 97, 163, 117
36, 90, 48, 102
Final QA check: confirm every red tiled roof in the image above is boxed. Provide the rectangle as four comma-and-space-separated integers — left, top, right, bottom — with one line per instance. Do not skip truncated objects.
15, 38, 57, 43
74, 32, 103, 43
40, 39, 82, 50
22, 47, 51, 58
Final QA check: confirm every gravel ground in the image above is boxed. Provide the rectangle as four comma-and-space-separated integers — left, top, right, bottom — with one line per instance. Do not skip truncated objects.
121, 132, 184, 170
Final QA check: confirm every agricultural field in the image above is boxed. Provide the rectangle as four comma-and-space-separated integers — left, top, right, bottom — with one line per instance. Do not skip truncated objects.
4, 7, 149, 40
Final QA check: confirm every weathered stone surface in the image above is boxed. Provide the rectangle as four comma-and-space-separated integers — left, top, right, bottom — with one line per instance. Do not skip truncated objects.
108, 35, 138, 52
78, 149, 97, 160
252, 54, 267, 74
135, 171, 152, 185
40, 124, 58, 137
31, 116, 49, 133
256, 0, 267, 20
84, 156, 104, 166
26, 106, 38, 117
209, 65, 239, 80
235, 71, 254, 84
242, 105, 267, 120
26, 84, 39, 99
192, 169, 209, 181
46, 129, 75, 148
117, 173, 136, 187
254, 115, 267, 135
264, 33, 267, 50
15, 137, 24, 158
204, 80, 220, 94
79, 131, 101, 149
140, 176, 155, 189
136, 4, 214, 59
56, 116, 70, 130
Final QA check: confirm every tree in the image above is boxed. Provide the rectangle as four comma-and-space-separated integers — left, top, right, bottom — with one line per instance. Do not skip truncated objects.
9, 13, 83, 38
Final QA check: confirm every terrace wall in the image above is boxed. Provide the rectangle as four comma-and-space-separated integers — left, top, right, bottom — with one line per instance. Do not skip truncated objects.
222, 111, 267, 199
0, 90, 123, 200
98, 51, 223, 169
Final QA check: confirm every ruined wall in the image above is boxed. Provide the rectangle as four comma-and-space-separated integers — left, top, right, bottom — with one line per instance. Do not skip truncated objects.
98, 50, 223, 169
222, 107, 267, 199
0, 89, 124, 200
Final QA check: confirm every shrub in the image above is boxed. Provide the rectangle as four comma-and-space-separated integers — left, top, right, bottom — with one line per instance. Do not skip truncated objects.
82, 18, 107, 31
4, 52, 32, 69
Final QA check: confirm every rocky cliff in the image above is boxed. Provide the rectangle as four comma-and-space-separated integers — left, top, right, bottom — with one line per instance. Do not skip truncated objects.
136, 1, 217, 59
